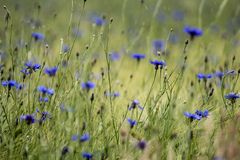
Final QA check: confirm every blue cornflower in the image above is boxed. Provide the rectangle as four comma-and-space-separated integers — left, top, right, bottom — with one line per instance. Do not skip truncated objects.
195, 110, 209, 118
44, 66, 58, 77
81, 81, 95, 90
82, 152, 93, 160
38, 86, 54, 95
2, 80, 17, 88
91, 16, 105, 26
215, 71, 224, 79
39, 111, 51, 123
39, 97, 49, 102
105, 91, 120, 98
16, 83, 24, 90
127, 118, 137, 128
184, 26, 203, 40
71, 135, 78, 141
21, 61, 41, 75
131, 53, 146, 61
152, 40, 164, 55
129, 99, 143, 110
184, 112, 201, 120
20, 114, 35, 125
225, 93, 240, 102
197, 73, 212, 80
31, 32, 44, 41
150, 60, 166, 70
110, 52, 120, 61
172, 10, 184, 21
80, 133, 90, 142
137, 140, 147, 150
62, 44, 70, 53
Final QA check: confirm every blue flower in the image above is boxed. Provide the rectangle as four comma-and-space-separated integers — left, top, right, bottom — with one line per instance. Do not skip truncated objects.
81, 81, 95, 90
184, 112, 201, 120
131, 53, 146, 61
215, 71, 224, 79
110, 52, 121, 61
39, 97, 49, 102
21, 61, 41, 75
82, 152, 93, 160
152, 40, 164, 55
32, 32, 44, 41
195, 110, 209, 118
80, 133, 90, 142
20, 114, 35, 125
127, 118, 137, 128
184, 26, 203, 40
71, 135, 78, 141
39, 111, 51, 123
225, 93, 240, 101
61, 146, 69, 156
62, 44, 70, 53
44, 67, 58, 77
129, 99, 143, 110
91, 16, 105, 26
2, 80, 17, 88
172, 10, 184, 21
197, 73, 212, 80
105, 91, 120, 98
38, 86, 54, 95
150, 60, 166, 70
137, 140, 147, 150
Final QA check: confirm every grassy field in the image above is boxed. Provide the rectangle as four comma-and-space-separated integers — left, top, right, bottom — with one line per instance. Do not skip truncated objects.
0, 0, 240, 159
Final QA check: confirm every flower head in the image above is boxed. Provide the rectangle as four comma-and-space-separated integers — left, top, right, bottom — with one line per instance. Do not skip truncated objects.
127, 118, 137, 128
150, 60, 166, 70
82, 152, 93, 160
195, 110, 209, 118
91, 16, 105, 26
81, 81, 95, 90
110, 52, 120, 61
2, 80, 17, 88
184, 26, 203, 40
184, 112, 201, 120
137, 140, 147, 150
32, 32, 44, 41
129, 99, 143, 110
62, 44, 70, 53
197, 73, 212, 80
215, 71, 224, 79
225, 93, 240, 103
21, 61, 41, 75
20, 114, 35, 125
131, 53, 146, 61
38, 86, 54, 95
152, 40, 164, 55
44, 66, 58, 77
80, 133, 90, 142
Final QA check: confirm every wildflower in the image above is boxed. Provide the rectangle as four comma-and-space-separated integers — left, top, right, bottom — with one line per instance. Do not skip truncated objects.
80, 133, 90, 142
44, 66, 58, 77
37, 86, 54, 95
215, 71, 224, 79
16, 83, 24, 90
21, 61, 41, 75
104, 91, 120, 98
137, 140, 147, 150
62, 44, 70, 53
150, 60, 166, 70
131, 53, 146, 62
2, 80, 17, 88
127, 118, 137, 128
39, 111, 51, 123
152, 40, 164, 55
110, 52, 120, 61
91, 16, 105, 26
184, 26, 203, 40
81, 81, 95, 90
82, 152, 93, 160
39, 97, 49, 102
172, 10, 184, 21
184, 112, 201, 120
195, 110, 209, 118
71, 135, 78, 141
225, 93, 240, 103
197, 73, 212, 80
129, 99, 143, 110
31, 32, 44, 41
20, 114, 35, 125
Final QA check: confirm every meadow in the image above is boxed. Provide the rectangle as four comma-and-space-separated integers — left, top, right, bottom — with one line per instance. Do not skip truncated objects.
0, 0, 240, 159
